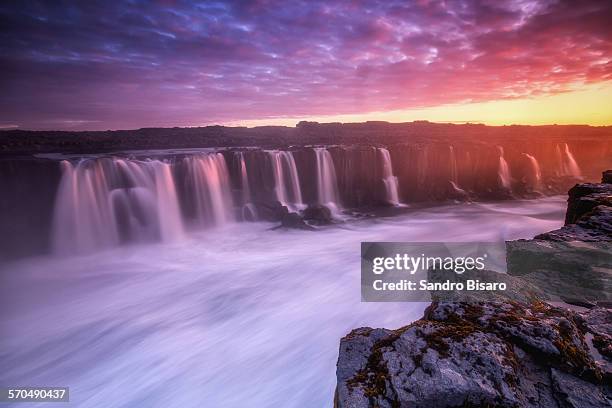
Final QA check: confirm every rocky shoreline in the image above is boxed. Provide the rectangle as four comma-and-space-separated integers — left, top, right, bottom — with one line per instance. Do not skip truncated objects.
534, 170, 612, 242
335, 171, 612, 407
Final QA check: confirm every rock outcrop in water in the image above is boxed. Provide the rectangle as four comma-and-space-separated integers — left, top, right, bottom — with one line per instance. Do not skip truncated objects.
335, 171, 612, 408
505, 172, 611, 308
533, 170, 612, 242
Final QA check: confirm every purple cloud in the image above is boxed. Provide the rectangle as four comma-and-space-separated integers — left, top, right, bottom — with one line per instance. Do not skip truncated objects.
0, 0, 610, 129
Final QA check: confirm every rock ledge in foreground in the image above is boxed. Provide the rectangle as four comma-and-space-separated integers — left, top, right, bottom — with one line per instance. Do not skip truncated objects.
538, 170, 612, 241
336, 301, 610, 408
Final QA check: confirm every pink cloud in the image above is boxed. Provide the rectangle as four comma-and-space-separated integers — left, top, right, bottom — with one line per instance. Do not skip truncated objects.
0, 0, 610, 129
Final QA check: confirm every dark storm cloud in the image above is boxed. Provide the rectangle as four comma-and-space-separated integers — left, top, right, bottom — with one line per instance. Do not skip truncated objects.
0, 0, 611, 129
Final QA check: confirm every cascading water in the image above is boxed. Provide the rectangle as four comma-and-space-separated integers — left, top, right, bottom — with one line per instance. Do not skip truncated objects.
555, 143, 582, 178
238, 152, 251, 203
497, 146, 512, 190
378, 148, 400, 205
267, 151, 303, 211
555, 145, 564, 176
448, 145, 467, 195
522, 153, 542, 191
449, 146, 458, 185
52, 158, 184, 255
562, 143, 582, 178
52, 160, 117, 254
151, 161, 185, 241
45, 143, 591, 257
183, 153, 235, 226
237, 152, 257, 220
314, 148, 342, 212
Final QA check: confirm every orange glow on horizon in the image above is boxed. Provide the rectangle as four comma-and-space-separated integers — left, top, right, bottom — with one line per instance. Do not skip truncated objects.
225, 81, 612, 128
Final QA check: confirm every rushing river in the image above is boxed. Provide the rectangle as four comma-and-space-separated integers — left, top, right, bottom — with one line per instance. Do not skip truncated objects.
0, 196, 566, 407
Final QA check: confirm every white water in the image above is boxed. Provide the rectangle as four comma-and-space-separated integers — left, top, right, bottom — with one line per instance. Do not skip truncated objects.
562, 143, 582, 178
268, 151, 303, 211
522, 153, 542, 191
183, 153, 235, 227
152, 162, 185, 242
314, 148, 342, 212
497, 146, 512, 190
237, 152, 257, 220
449, 146, 468, 195
238, 152, 251, 204
449, 145, 459, 185
0, 196, 566, 408
52, 158, 184, 255
450, 181, 468, 196
378, 148, 401, 205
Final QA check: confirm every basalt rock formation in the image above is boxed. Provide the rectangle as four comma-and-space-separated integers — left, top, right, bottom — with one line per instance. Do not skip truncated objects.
504, 172, 611, 304
336, 302, 610, 408
335, 171, 612, 408
535, 170, 612, 241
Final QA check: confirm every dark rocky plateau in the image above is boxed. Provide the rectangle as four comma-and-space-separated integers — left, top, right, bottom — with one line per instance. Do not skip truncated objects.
335, 172, 612, 408
2, 121, 612, 155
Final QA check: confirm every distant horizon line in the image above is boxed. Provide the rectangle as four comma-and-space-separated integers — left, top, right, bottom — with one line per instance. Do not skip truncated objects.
3, 119, 612, 133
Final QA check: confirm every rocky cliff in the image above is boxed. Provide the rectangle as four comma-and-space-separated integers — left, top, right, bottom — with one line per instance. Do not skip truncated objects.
335, 172, 612, 407
534, 171, 612, 242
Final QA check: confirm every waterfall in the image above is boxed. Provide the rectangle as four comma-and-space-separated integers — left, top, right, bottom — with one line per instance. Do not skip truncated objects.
449, 146, 458, 185
497, 146, 512, 190
378, 148, 400, 205
314, 148, 342, 211
52, 158, 184, 255
52, 160, 117, 254
267, 151, 303, 211
555, 143, 582, 178
448, 145, 467, 195
238, 152, 251, 203
237, 152, 257, 220
152, 161, 185, 241
563, 143, 582, 178
522, 153, 542, 191
50, 144, 577, 256
184, 153, 235, 226
555, 145, 564, 176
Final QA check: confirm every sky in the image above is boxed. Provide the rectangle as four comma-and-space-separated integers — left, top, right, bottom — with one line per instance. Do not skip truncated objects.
0, 0, 611, 130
